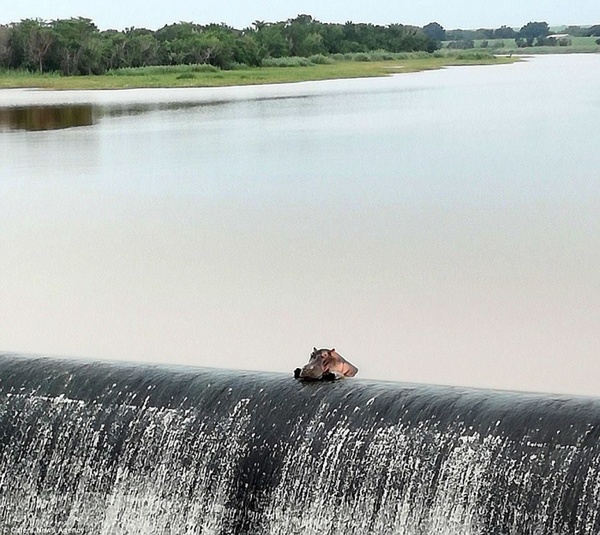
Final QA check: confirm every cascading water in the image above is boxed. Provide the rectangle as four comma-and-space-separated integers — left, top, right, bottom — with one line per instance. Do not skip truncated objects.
0, 353, 599, 534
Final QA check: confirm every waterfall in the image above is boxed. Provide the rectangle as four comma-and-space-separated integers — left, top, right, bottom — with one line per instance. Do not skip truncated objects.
1, 353, 599, 534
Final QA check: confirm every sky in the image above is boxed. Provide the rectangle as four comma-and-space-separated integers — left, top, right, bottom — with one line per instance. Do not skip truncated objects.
1, 0, 598, 31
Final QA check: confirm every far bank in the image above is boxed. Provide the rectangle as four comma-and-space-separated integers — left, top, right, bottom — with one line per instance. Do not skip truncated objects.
0, 54, 518, 91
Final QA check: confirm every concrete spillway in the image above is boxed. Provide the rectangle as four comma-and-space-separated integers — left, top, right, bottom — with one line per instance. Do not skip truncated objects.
0, 353, 599, 534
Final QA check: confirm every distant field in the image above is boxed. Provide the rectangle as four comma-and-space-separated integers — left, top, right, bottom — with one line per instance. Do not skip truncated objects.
0, 54, 518, 91
449, 36, 600, 54
571, 36, 600, 47
500, 35, 599, 54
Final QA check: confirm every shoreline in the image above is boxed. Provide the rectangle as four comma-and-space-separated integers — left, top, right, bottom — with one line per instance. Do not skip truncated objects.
0, 56, 519, 92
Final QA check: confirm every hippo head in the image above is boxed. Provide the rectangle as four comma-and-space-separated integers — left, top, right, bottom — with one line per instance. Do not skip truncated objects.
298, 347, 331, 379
297, 347, 358, 379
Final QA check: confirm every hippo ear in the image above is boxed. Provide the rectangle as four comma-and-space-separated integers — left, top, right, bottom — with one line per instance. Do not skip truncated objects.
331, 348, 335, 352
313, 347, 317, 353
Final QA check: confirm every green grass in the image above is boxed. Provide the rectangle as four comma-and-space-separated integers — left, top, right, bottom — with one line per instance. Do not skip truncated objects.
0, 54, 518, 90
106, 64, 221, 76
571, 36, 600, 47
464, 36, 600, 55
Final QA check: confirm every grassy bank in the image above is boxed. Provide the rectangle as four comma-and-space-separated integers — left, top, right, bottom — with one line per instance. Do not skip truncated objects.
446, 36, 600, 55
0, 53, 518, 90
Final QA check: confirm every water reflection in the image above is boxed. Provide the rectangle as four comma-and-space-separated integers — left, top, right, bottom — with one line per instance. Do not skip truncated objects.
99, 99, 227, 118
0, 89, 346, 132
0, 105, 96, 131
0, 101, 233, 131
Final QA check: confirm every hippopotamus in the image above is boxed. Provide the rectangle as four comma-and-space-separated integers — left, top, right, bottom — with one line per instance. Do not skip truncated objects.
294, 348, 358, 380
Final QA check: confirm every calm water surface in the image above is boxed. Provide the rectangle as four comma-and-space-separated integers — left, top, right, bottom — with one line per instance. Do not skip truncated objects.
1, 55, 599, 395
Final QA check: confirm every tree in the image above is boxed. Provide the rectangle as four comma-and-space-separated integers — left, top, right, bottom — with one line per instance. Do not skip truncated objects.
585, 25, 600, 37
299, 32, 325, 56
493, 25, 517, 39
19, 19, 55, 72
564, 25, 586, 37
519, 21, 549, 45
389, 24, 436, 52
446, 29, 478, 41
447, 39, 474, 49
422, 22, 446, 42
3, 19, 56, 73
0, 25, 9, 68
202, 25, 237, 68
475, 28, 494, 40
252, 22, 289, 58
156, 22, 198, 42
319, 23, 344, 54
101, 30, 126, 69
122, 28, 160, 67
231, 33, 261, 66
78, 34, 110, 74
51, 17, 100, 75
284, 14, 321, 56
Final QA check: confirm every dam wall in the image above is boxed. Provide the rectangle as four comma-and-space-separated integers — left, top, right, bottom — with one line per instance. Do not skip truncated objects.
0, 353, 599, 534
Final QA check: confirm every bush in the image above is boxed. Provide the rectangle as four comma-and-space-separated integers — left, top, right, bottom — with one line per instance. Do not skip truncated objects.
107, 64, 219, 76
447, 39, 475, 50
352, 53, 371, 62
368, 49, 395, 61
455, 50, 494, 60
191, 64, 220, 73
261, 57, 311, 67
0, 68, 60, 77
226, 62, 250, 70
308, 54, 333, 64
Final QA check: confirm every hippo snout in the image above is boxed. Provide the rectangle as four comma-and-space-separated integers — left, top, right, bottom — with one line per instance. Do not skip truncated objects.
300, 362, 324, 379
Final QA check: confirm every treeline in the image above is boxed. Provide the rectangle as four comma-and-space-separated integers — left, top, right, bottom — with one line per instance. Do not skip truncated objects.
423, 21, 600, 48
2, 15, 597, 76
0, 15, 438, 75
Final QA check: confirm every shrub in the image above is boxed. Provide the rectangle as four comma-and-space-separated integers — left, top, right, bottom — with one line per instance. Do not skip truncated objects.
447, 39, 475, 50
352, 53, 371, 62
455, 50, 494, 60
368, 49, 395, 61
261, 57, 311, 67
107, 64, 219, 76
227, 62, 250, 70
308, 54, 333, 64
190, 64, 220, 73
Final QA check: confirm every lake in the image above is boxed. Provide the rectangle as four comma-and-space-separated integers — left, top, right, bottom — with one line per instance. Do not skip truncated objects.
1, 54, 599, 395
